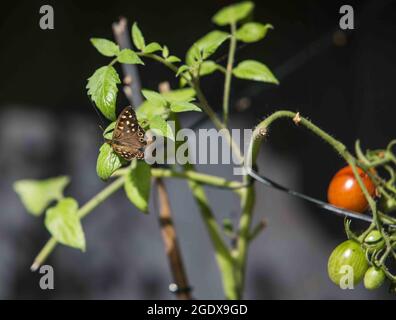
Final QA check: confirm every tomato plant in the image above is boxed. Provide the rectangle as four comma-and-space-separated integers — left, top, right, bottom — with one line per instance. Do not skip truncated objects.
11, 0, 396, 298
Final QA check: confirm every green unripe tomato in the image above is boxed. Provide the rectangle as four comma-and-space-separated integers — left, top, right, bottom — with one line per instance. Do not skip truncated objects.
328, 240, 368, 287
364, 230, 385, 251
364, 267, 385, 290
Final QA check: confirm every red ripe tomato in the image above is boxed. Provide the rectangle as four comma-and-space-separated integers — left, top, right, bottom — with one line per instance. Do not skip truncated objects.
327, 165, 376, 213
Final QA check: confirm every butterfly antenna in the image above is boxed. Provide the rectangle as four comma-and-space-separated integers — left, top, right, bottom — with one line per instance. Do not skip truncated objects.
88, 98, 107, 131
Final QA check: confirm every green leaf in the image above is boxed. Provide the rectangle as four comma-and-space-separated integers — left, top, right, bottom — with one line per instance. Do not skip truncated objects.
136, 100, 167, 121
212, 1, 254, 26
161, 88, 196, 102
162, 45, 169, 58
45, 198, 86, 251
132, 22, 145, 50
90, 38, 120, 57
86, 66, 121, 121
199, 60, 219, 76
233, 60, 279, 84
141, 89, 168, 108
179, 74, 191, 88
236, 23, 273, 43
143, 42, 162, 53
186, 31, 230, 65
117, 49, 144, 65
103, 121, 116, 140
176, 65, 190, 77
170, 101, 201, 113
187, 44, 202, 65
13, 176, 70, 216
137, 88, 196, 120
166, 55, 181, 63
96, 143, 125, 180
124, 160, 151, 213
149, 116, 175, 140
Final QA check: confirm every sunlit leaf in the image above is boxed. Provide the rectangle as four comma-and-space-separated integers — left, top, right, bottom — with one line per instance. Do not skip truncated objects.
176, 65, 190, 77
186, 31, 229, 65
149, 115, 175, 140
141, 89, 168, 108
86, 66, 121, 121
136, 100, 167, 121
166, 55, 181, 63
170, 101, 201, 113
90, 38, 120, 57
162, 45, 169, 58
45, 198, 85, 251
143, 42, 162, 53
13, 176, 70, 216
233, 60, 279, 84
162, 88, 196, 102
124, 160, 151, 213
96, 143, 125, 180
117, 49, 144, 64
212, 1, 254, 26
199, 60, 219, 76
132, 22, 145, 50
236, 23, 273, 43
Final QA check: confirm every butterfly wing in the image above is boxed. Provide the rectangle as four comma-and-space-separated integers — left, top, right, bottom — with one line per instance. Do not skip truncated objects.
110, 106, 147, 160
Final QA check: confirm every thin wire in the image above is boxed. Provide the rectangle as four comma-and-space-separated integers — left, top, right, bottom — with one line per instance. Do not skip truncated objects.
186, 113, 393, 224
246, 167, 376, 224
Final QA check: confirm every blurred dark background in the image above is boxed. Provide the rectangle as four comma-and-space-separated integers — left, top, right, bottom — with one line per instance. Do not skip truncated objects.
1, 0, 395, 299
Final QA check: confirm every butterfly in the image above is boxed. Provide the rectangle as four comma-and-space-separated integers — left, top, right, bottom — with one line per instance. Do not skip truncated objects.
106, 106, 147, 160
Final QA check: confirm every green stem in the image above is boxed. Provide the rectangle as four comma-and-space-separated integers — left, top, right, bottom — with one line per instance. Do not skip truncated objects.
138, 52, 178, 73
109, 57, 118, 66
235, 176, 255, 298
171, 116, 238, 299
222, 22, 237, 126
185, 170, 238, 299
30, 238, 57, 271
113, 167, 245, 194
193, 82, 243, 162
248, 219, 267, 242
30, 175, 126, 271
152, 168, 242, 192
346, 158, 381, 231
193, 79, 227, 131
139, 52, 248, 299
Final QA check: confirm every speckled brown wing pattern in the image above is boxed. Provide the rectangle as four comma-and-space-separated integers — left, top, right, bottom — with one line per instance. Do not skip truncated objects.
109, 106, 146, 160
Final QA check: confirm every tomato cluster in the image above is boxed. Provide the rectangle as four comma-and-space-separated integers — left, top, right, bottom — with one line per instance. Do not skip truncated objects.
328, 239, 386, 290
326, 165, 390, 290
